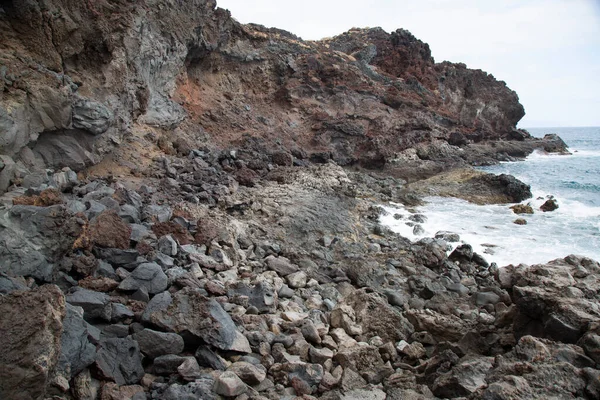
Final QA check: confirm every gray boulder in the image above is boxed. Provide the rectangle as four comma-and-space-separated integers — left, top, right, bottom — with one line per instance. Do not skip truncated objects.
118, 262, 168, 294
66, 288, 112, 321
0, 205, 75, 281
133, 329, 185, 359
143, 287, 251, 352
58, 304, 96, 379
95, 336, 144, 385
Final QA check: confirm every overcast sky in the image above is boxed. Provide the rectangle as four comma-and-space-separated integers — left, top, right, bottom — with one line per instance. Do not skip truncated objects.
217, 0, 600, 128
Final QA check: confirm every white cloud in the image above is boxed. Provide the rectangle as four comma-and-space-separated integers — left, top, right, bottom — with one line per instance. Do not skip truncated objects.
217, 0, 600, 127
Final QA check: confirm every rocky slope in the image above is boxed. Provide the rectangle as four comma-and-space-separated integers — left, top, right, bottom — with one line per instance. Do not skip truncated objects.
0, 1, 592, 400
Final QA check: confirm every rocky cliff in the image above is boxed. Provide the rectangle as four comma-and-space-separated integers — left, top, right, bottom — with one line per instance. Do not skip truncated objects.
0, 0, 563, 192
2, 2, 594, 400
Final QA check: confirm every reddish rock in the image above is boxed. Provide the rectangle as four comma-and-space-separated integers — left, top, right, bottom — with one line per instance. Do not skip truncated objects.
194, 218, 221, 245
272, 151, 293, 166
90, 210, 132, 249
235, 167, 259, 187
79, 276, 120, 292
152, 221, 193, 245
13, 188, 63, 207
0, 285, 66, 400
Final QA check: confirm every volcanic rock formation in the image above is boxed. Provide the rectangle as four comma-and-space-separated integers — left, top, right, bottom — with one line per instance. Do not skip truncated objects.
1, 1, 592, 400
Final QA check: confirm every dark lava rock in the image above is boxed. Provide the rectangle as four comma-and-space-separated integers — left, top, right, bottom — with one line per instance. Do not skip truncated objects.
95, 336, 144, 385
118, 262, 168, 294
133, 328, 185, 359
58, 304, 96, 379
142, 288, 251, 352
510, 204, 534, 214
540, 198, 559, 212
66, 287, 112, 321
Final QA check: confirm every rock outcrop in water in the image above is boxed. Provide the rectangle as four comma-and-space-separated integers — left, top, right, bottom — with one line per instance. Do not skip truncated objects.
0, 1, 590, 400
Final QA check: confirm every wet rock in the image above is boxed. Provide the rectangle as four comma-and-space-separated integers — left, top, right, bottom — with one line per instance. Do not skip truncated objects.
143, 288, 251, 352
449, 244, 474, 263
540, 198, 559, 212
510, 204, 534, 214
118, 262, 168, 294
0, 285, 65, 400
514, 218, 527, 225
134, 329, 185, 359
95, 336, 144, 385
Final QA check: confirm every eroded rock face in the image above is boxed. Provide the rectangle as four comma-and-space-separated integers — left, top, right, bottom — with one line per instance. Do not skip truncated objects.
0, 0, 565, 193
0, 205, 80, 281
0, 285, 66, 400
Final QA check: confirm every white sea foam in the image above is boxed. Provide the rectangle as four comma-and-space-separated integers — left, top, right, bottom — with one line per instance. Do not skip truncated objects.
381, 196, 600, 267
381, 127, 600, 267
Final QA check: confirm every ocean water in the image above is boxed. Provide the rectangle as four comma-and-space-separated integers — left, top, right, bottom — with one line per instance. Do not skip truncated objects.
381, 127, 600, 267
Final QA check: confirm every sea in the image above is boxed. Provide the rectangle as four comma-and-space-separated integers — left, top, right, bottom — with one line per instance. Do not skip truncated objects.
380, 127, 600, 267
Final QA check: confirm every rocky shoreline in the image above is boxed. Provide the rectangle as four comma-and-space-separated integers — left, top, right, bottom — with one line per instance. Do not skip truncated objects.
1, 147, 599, 400
0, 1, 598, 399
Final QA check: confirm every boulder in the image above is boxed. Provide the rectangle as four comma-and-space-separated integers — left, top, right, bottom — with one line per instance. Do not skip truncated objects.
0, 205, 78, 281
540, 198, 559, 212
432, 356, 494, 398
159, 377, 218, 400
66, 288, 112, 321
143, 288, 251, 351
58, 304, 96, 379
0, 285, 65, 400
510, 204, 534, 214
228, 361, 267, 385
265, 255, 299, 276
342, 290, 414, 343
90, 210, 132, 249
133, 329, 184, 359
214, 371, 247, 397
118, 262, 168, 294
95, 336, 144, 385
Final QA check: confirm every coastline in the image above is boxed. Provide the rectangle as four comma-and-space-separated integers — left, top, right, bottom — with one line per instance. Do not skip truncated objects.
0, 1, 599, 398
